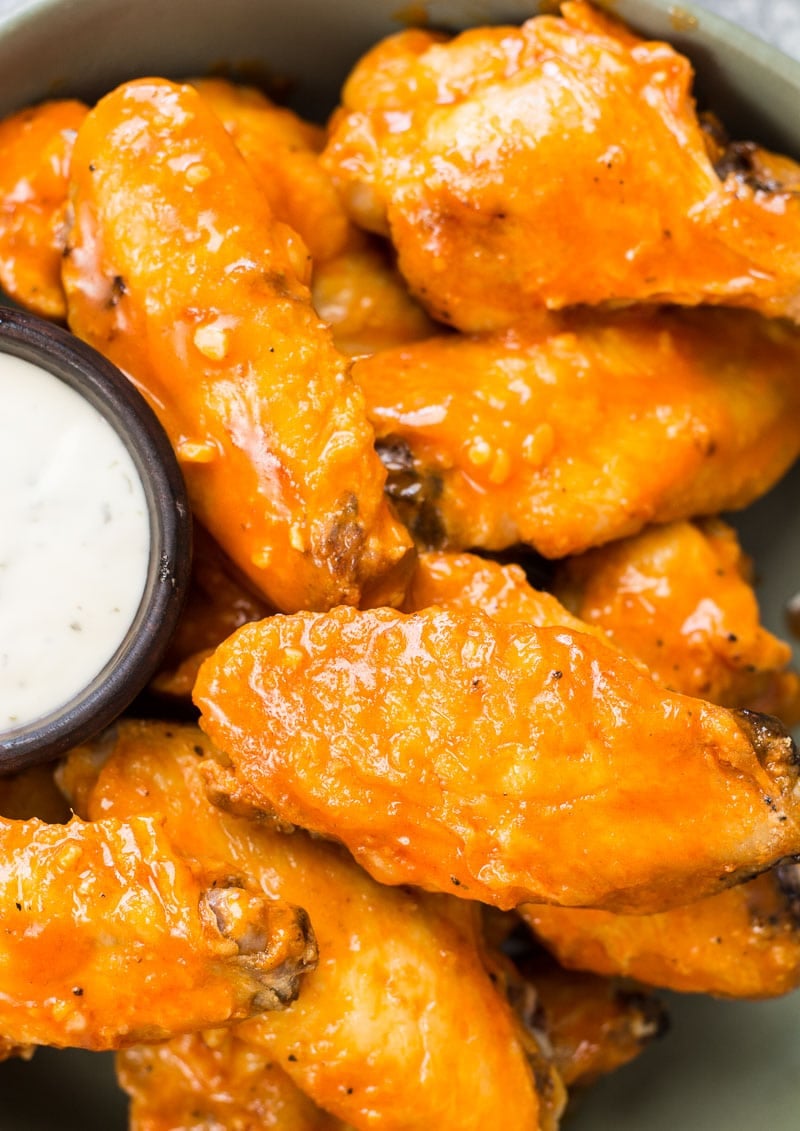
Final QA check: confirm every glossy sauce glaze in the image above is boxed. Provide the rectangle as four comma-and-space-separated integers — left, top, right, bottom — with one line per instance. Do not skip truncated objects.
0, 352, 149, 731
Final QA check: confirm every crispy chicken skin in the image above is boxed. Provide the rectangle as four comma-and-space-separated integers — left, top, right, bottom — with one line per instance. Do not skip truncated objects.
311, 237, 437, 357
410, 542, 798, 720
0, 99, 87, 319
555, 519, 800, 723
358, 309, 800, 557
410, 551, 800, 996
404, 551, 610, 644
195, 605, 800, 914
0, 812, 316, 1051
522, 864, 800, 999
119, 1031, 347, 1131
191, 78, 436, 356
480, 917, 665, 1091
190, 78, 350, 265
0, 1037, 32, 1064
323, 2, 800, 330
65, 721, 553, 1131
63, 79, 413, 613
521, 955, 667, 1089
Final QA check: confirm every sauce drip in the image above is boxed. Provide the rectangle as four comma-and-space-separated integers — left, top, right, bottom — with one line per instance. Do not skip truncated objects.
0, 352, 150, 731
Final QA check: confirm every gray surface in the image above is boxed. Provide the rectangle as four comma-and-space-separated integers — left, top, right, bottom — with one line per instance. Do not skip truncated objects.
689, 0, 800, 57
0, 0, 799, 1129
0, 0, 796, 56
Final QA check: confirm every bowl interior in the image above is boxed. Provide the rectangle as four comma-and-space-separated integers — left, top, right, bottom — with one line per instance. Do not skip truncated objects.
0, 0, 798, 1127
1, 0, 800, 150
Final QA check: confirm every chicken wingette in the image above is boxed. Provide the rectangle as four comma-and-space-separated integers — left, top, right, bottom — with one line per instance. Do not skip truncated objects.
406, 550, 800, 995
407, 550, 800, 997
189, 78, 436, 351
62, 720, 560, 1131
190, 77, 350, 266
358, 309, 800, 557
195, 605, 800, 914
0, 813, 316, 1051
62, 78, 413, 613
323, 1, 800, 330
0, 79, 431, 361
0, 99, 87, 319
554, 519, 800, 722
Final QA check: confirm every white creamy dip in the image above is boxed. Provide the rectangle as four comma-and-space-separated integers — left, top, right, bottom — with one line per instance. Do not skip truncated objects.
0, 352, 150, 731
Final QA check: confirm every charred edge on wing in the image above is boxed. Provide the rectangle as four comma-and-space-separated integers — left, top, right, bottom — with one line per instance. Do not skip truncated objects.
732, 708, 799, 773
499, 966, 568, 1113
614, 988, 671, 1044
322, 492, 367, 582
774, 860, 800, 926
701, 112, 797, 194
376, 434, 446, 549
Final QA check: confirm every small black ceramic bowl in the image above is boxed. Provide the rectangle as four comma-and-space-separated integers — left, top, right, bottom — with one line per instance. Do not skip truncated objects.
0, 306, 191, 773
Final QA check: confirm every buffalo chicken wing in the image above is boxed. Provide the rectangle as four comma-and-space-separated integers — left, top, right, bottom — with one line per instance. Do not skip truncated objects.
64, 720, 556, 1131
323, 1, 800, 330
195, 605, 800, 914
63, 78, 413, 613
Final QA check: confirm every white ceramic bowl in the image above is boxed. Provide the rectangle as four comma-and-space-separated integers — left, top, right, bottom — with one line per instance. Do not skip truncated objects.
0, 0, 798, 1126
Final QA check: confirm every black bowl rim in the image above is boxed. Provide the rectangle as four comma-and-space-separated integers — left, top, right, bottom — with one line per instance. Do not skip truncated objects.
0, 306, 192, 772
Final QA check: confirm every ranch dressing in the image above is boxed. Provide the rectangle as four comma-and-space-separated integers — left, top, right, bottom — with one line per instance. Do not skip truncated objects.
0, 352, 150, 731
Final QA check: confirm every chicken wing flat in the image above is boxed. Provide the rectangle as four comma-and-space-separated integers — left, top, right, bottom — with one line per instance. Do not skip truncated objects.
0, 99, 87, 319
555, 519, 800, 722
195, 605, 800, 914
422, 541, 800, 997
522, 864, 800, 999
119, 1031, 347, 1131
0, 812, 316, 1051
404, 549, 800, 997
189, 80, 436, 357
190, 78, 350, 265
358, 309, 800, 557
322, 1, 800, 330
63, 78, 413, 613
64, 720, 555, 1131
